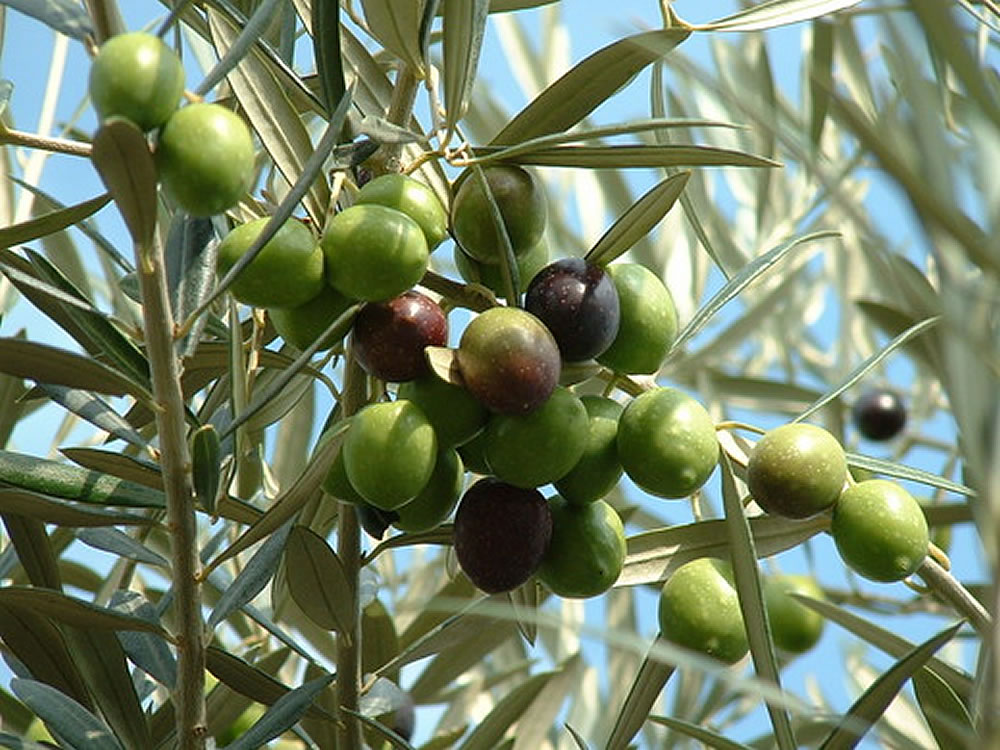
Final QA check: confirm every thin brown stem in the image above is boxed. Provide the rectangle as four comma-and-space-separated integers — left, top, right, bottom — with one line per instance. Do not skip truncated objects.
0, 127, 92, 157
135, 236, 205, 748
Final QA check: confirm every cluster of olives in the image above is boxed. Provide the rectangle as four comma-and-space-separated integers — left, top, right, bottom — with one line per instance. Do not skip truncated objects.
257, 163, 688, 601
88, 31, 255, 217
657, 420, 929, 664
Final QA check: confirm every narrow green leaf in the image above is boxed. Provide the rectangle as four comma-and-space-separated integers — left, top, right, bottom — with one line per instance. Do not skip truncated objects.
846, 452, 974, 497
90, 118, 158, 249
618, 514, 828, 587
442, 0, 490, 137
6, 178, 132, 271
564, 724, 592, 750
4, 248, 150, 386
0, 587, 169, 638
2, 0, 93, 39
10, 678, 121, 750
60, 447, 162, 490
208, 8, 330, 226
459, 671, 553, 750
913, 666, 975, 750
512, 655, 581, 750
792, 595, 973, 701
207, 520, 293, 630
605, 637, 676, 750
285, 525, 354, 633
205, 646, 333, 722
473, 143, 779, 169
0, 337, 150, 399
311, 0, 345, 114
668, 231, 839, 358
0, 734, 57, 750
164, 214, 217, 358
203, 103, 352, 321
647, 715, 754, 749
60, 627, 152, 748
0, 193, 110, 250
196, 0, 285, 96
2, 514, 61, 588
586, 171, 690, 265
719, 452, 796, 750
77, 527, 169, 568
795, 316, 941, 423
695, 0, 863, 32
0, 489, 154, 527
808, 19, 835, 147
109, 590, 177, 690
191, 424, 221, 514
362, 0, 426, 74
854, 300, 942, 372
492, 29, 691, 145
220, 671, 335, 750
0, 606, 92, 710
819, 622, 964, 750
37, 384, 148, 449
0, 449, 165, 508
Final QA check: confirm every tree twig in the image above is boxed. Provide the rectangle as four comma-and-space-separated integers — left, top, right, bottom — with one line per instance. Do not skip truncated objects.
135, 234, 205, 748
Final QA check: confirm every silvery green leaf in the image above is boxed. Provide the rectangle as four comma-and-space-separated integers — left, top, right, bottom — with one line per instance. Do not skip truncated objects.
3, 0, 93, 40
10, 678, 121, 750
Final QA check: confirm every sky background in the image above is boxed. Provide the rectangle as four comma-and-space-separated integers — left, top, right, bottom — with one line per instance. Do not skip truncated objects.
0, 1, 988, 747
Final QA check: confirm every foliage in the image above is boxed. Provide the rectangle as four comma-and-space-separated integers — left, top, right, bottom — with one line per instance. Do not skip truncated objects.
0, 0, 996, 748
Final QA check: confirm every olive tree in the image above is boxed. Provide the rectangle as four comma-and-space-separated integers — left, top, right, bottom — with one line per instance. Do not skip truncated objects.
0, 1, 995, 748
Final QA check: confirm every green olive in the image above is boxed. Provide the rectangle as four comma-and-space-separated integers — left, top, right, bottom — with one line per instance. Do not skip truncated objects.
831, 479, 929, 582
322, 204, 429, 302
451, 165, 548, 264
483, 386, 588, 488
156, 103, 255, 217
342, 400, 437, 510
356, 173, 448, 250
658, 558, 748, 664
617, 387, 718, 499
216, 217, 324, 309
596, 263, 678, 375
392, 448, 464, 533
536, 496, 626, 598
763, 574, 825, 655
89, 32, 185, 131
747, 423, 846, 519
554, 396, 623, 505
396, 376, 489, 448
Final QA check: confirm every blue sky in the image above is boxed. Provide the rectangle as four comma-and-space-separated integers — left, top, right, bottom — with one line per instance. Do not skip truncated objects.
0, 2, 987, 747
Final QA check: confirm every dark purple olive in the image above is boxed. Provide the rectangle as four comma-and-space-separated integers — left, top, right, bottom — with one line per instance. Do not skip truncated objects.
456, 307, 560, 415
356, 502, 399, 540
524, 258, 620, 361
852, 389, 907, 441
453, 478, 553, 593
352, 291, 448, 382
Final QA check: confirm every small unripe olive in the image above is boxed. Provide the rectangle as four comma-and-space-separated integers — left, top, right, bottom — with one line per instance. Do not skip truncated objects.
658, 558, 748, 664
89, 32, 185, 131
536, 497, 626, 599
156, 103, 255, 217
832, 479, 929, 582
342, 400, 437, 510
747, 423, 846, 519
617, 387, 718, 499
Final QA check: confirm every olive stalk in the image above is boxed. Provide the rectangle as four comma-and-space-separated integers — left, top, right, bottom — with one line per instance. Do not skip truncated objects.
134, 234, 205, 747
0, 127, 92, 157
917, 554, 992, 637
334, 351, 367, 750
